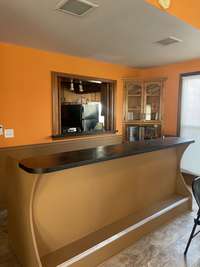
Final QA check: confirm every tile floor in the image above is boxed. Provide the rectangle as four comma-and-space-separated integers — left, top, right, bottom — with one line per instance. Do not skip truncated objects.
0, 210, 20, 267
1, 203, 200, 267
99, 201, 200, 267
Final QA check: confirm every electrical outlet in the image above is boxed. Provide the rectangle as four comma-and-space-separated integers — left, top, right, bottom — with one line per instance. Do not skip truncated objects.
0, 125, 3, 136
4, 129, 14, 138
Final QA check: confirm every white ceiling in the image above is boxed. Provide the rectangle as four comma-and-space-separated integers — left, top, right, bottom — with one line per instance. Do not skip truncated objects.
1, 0, 200, 68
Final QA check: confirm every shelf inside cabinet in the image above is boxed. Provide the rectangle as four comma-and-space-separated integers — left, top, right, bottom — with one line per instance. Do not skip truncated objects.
127, 94, 142, 97
123, 121, 162, 125
146, 94, 160, 97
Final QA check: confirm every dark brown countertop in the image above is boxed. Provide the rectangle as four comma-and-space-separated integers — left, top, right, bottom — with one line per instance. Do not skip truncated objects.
19, 137, 194, 174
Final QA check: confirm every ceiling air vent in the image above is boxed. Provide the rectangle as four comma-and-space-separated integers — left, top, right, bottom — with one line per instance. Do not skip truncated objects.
155, 37, 182, 46
56, 0, 98, 16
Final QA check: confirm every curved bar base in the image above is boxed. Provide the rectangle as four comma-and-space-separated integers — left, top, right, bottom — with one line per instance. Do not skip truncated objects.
8, 139, 193, 267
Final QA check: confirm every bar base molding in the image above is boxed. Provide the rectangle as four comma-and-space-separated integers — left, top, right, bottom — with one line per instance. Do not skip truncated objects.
42, 195, 189, 267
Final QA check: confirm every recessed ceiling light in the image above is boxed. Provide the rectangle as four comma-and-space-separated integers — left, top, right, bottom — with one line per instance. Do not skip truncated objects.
56, 0, 99, 16
155, 36, 182, 46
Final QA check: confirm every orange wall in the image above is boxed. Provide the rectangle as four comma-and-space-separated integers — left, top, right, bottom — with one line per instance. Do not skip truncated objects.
146, 0, 200, 29
145, 0, 200, 134
2, 42, 200, 148
0, 43, 138, 148
140, 59, 200, 135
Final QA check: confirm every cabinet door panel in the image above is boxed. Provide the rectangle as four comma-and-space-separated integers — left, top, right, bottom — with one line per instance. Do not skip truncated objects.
144, 81, 162, 121
125, 81, 143, 121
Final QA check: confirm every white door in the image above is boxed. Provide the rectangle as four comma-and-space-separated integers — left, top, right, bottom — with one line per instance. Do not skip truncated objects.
180, 75, 200, 175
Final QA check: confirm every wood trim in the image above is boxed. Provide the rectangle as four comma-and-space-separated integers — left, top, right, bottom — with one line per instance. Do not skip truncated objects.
108, 81, 117, 131
160, 79, 165, 136
51, 72, 60, 136
51, 71, 117, 135
180, 71, 200, 77
177, 75, 183, 137
122, 80, 126, 122
51, 72, 116, 83
122, 77, 167, 82
112, 81, 117, 131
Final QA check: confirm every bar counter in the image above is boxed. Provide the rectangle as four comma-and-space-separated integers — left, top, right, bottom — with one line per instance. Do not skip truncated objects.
8, 137, 194, 267
19, 137, 193, 174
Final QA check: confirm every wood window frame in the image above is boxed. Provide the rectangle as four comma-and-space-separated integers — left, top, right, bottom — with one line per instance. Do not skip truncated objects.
177, 71, 200, 137
51, 71, 117, 136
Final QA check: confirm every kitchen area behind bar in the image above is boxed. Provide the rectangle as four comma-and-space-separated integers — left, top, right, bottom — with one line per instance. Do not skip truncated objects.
52, 73, 116, 138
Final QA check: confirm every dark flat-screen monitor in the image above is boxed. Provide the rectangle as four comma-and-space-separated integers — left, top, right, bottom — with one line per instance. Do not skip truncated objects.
61, 103, 100, 133
61, 104, 83, 130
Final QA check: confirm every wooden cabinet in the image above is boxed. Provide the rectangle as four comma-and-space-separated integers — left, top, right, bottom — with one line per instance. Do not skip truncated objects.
123, 78, 165, 141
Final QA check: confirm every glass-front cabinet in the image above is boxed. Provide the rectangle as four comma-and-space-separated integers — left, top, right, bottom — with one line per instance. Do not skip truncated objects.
124, 80, 163, 123
144, 81, 162, 121
123, 78, 165, 141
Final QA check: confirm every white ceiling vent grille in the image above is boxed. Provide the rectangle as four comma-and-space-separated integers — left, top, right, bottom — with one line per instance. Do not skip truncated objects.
56, 0, 98, 16
155, 37, 182, 46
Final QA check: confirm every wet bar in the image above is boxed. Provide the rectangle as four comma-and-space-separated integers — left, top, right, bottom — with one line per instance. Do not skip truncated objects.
8, 137, 194, 267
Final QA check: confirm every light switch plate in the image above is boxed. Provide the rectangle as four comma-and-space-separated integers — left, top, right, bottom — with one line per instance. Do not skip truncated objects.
5, 129, 14, 138
0, 125, 3, 136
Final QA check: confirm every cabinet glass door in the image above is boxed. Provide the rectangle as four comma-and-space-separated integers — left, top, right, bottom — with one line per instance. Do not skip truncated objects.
125, 81, 143, 121
144, 82, 161, 121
